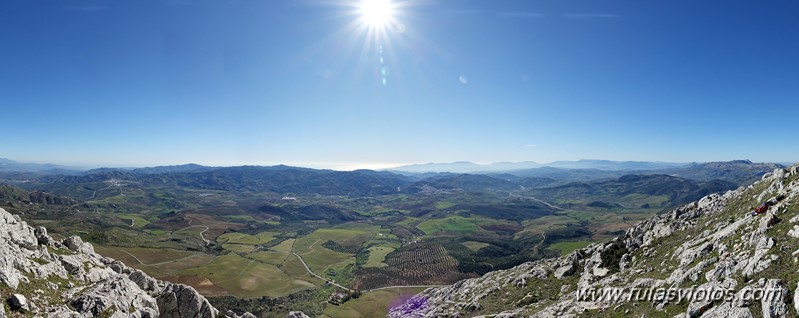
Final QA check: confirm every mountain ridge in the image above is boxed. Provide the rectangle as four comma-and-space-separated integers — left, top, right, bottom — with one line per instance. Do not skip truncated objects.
388, 159, 689, 174
389, 164, 799, 317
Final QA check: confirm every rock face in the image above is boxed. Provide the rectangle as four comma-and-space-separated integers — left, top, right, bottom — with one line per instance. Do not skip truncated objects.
0, 207, 240, 317
390, 165, 799, 318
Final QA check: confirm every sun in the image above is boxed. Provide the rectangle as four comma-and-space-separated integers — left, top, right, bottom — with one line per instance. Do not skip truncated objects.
358, 0, 394, 28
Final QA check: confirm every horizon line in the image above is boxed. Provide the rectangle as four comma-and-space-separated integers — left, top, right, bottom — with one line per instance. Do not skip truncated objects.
3, 157, 794, 172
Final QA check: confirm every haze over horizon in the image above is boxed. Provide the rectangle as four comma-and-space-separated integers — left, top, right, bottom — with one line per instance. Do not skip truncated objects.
2, 0, 798, 168
2, 156, 795, 173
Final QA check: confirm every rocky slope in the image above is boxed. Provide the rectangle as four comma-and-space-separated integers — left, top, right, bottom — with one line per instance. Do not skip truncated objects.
390, 164, 799, 317
0, 207, 258, 318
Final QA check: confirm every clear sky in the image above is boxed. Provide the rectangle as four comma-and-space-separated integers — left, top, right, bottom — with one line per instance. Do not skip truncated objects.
1, 0, 798, 170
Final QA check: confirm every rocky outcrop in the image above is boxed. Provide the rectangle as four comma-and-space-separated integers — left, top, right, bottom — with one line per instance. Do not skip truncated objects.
390, 165, 799, 317
157, 283, 219, 318
287, 311, 312, 318
0, 207, 244, 317
69, 276, 159, 317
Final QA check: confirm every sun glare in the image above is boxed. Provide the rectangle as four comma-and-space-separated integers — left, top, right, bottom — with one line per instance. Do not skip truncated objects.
359, 0, 394, 28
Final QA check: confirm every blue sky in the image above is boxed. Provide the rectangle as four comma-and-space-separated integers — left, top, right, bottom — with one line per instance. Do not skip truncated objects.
1, 0, 797, 169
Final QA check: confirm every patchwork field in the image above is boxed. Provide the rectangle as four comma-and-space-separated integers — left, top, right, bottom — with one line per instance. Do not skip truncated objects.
179, 253, 315, 298
417, 215, 478, 235
246, 250, 291, 266
272, 239, 296, 252
322, 287, 427, 318
364, 246, 394, 268
222, 243, 257, 253
93, 245, 214, 277
515, 215, 581, 239
292, 226, 381, 276
217, 232, 278, 245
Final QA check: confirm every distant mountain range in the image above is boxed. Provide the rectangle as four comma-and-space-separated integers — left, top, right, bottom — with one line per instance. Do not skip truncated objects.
526, 174, 738, 209
393, 160, 782, 186
0, 158, 81, 174
388, 159, 688, 174
25, 166, 413, 198
0, 157, 786, 193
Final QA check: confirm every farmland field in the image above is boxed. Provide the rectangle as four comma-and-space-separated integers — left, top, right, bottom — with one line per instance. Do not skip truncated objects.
222, 243, 257, 253
416, 216, 478, 235
217, 232, 278, 245
461, 241, 491, 252
179, 253, 315, 298
246, 250, 291, 266
93, 245, 214, 277
322, 287, 427, 318
364, 246, 394, 268
272, 239, 295, 252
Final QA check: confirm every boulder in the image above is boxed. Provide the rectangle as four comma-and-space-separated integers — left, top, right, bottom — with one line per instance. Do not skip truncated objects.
788, 225, 799, 238
554, 264, 575, 279
0, 210, 38, 250
157, 283, 219, 318
34, 226, 54, 246
701, 302, 754, 318
63, 236, 95, 255
554, 251, 581, 279
8, 294, 29, 312
130, 269, 160, 293
0, 249, 27, 289
59, 255, 86, 276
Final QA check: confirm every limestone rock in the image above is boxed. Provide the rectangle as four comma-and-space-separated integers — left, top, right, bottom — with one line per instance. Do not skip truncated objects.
59, 254, 87, 276
554, 251, 581, 279
129, 269, 160, 293
63, 235, 95, 255
788, 225, 799, 238
794, 282, 799, 315
761, 279, 789, 318
287, 311, 312, 318
157, 283, 219, 318
69, 275, 158, 317
228, 310, 258, 318
702, 302, 754, 318
34, 226, 54, 246
0, 212, 38, 250
8, 294, 29, 312
554, 264, 575, 279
